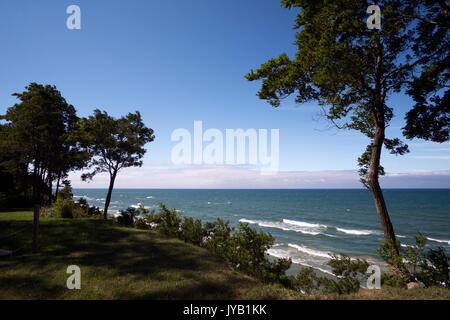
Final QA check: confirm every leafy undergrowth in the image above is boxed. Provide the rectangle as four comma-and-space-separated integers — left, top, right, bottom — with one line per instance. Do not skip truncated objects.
0, 211, 448, 300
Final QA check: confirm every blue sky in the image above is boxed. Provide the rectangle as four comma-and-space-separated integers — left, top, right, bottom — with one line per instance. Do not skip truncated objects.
1, 0, 449, 188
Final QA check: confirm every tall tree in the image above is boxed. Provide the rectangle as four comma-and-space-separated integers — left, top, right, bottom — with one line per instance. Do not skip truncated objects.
245, 0, 449, 247
76, 110, 155, 219
402, 0, 449, 143
1, 83, 82, 252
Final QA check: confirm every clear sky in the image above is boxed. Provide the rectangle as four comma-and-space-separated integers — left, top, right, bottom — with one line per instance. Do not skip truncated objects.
1, 0, 449, 188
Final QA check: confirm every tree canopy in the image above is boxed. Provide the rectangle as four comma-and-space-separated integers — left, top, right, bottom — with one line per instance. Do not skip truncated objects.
76, 109, 155, 219
246, 0, 449, 245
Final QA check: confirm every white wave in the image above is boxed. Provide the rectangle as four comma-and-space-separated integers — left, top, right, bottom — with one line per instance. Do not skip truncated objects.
336, 227, 375, 236
288, 243, 332, 259
267, 248, 335, 276
239, 219, 321, 235
427, 237, 450, 245
397, 234, 407, 238
283, 219, 326, 229
146, 196, 154, 199
73, 195, 93, 201
130, 203, 155, 210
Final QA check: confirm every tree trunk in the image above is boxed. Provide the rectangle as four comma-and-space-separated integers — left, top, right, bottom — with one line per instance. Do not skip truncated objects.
55, 174, 61, 200
368, 123, 398, 250
369, 33, 398, 253
32, 164, 40, 253
32, 204, 40, 253
48, 176, 53, 205
103, 171, 117, 220
55, 173, 61, 201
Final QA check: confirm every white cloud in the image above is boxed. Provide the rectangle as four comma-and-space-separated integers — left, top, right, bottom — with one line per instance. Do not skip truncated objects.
69, 164, 450, 189
410, 156, 450, 160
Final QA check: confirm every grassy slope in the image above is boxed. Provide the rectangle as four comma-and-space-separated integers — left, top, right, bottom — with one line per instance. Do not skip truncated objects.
0, 211, 300, 300
0, 211, 448, 300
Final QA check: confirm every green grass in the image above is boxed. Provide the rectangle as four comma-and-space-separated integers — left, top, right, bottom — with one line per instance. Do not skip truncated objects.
0, 211, 301, 299
0, 211, 448, 300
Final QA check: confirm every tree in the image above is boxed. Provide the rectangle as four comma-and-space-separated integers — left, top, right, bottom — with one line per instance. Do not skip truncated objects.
402, 0, 449, 143
245, 0, 449, 247
76, 109, 155, 219
1, 83, 82, 252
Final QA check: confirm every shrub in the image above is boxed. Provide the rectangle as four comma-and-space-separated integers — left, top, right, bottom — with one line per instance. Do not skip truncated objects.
134, 217, 150, 229
117, 207, 139, 226
378, 233, 450, 288
293, 267, 323, 294
39, 206, 57, 217
204, 218, 233, 250
180, 216, 204, 246
262, 258, 294, 287
73, 197, 102, 217
155, 203, 182, 237
290, 255, 369, 295
419, 246, 449, 287
327, 254, 370, 279
228, 222, 276, 276
53, 198, 74, 218
57, 184, 73, 200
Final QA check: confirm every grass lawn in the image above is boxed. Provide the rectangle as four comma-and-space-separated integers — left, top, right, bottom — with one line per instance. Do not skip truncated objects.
0, 211, 301, 299
0, 211, 448, 300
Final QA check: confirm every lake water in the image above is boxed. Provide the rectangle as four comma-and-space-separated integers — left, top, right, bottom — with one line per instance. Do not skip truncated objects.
73, 189, 450, 275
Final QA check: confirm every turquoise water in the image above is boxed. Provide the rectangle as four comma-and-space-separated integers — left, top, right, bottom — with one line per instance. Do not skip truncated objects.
73, 189, 450, 275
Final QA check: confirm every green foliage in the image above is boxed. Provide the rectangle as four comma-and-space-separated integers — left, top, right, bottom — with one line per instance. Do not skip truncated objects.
39, 206, 57, 218
58, 183, 73, 200
180, 216, 204, 246
74, 197, 102, 217
293, 261, 363, 295
327, 254, 370, 278
53, 198, 74, 219
154, 203, 182, 237
204, 218, 234, 251
420, 247, 450, 287
321, 254, 370, 294
115, 203, 291, 287
117, 207, 139, 227
327, 277, 361, 295
75, 109, 155, 218
1, 83, 86, 206
378, 233, 450, 288
378, 239, 413, 285
293, 267, 322, 294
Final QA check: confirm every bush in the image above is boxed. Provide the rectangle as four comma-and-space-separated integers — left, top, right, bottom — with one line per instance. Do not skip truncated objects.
420, 246, 449, 287
180, 216, 204, 246
117, 207, 139, 226
293, 267, 324, 294
57, 184, 73, 200
39, 206, 57, 217
228, 222, 276, 277
73, 197, 102, 217
290, 255, 368, 295
377, 233, 450, 288
53, 198, 74, 218
155, 203, 182, 237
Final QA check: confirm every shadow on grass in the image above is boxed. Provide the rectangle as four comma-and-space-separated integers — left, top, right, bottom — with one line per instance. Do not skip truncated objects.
0, 275, 65, 299
0, 217, 255, 299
